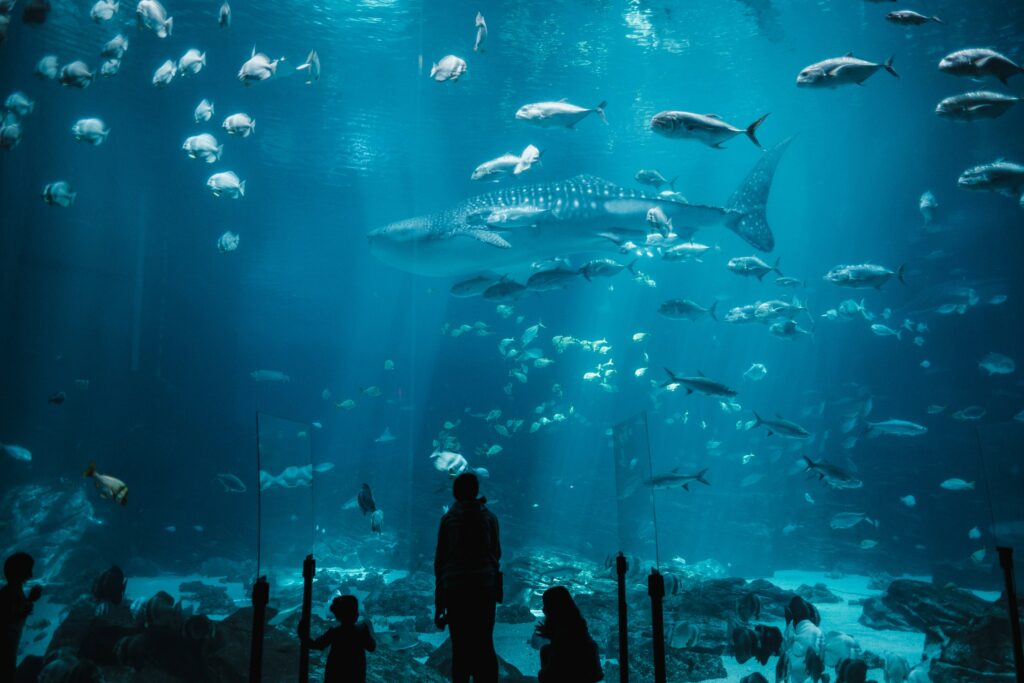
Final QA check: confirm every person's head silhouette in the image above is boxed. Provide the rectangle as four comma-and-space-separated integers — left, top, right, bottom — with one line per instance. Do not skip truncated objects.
330, 595, 359, 626
452, 472, 479, 502
4, 552, 34, 585
539, 585, 587, 640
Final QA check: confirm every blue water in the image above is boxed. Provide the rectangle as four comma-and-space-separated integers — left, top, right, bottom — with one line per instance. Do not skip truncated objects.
2, 0, 1024, 643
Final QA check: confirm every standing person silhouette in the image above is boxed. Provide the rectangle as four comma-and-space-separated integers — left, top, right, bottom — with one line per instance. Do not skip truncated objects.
1, 552, 42, 679
299, 595, 376, 683
434, 472, 501, 683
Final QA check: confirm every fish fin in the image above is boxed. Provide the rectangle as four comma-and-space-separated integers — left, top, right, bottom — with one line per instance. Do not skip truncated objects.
772, 257, 783, 277
711, 142, 725, 149
753, 411, 763, 426
558, 98, 568, 102
897, 263, 906, 285
725, 138, 792, 252
430, 63, 438, 78
166, 16, 173, 36
695, 468, 710, 486
594, 100, 607, 124
239, 180, 246, 197
708, 300, 718, 321
469, 230, 512, 249
669, 176, 677, 191
682, 483, 690, 491
883, 55, 899, 79
932, 15, 943, 24
746, 113, 769, 149
844, 51, 854, 57
704, 113, 721, 119
685, 387, 693, 395
251, 46, 256, 58
84, 463, 96, 477
627, 259, 637, 275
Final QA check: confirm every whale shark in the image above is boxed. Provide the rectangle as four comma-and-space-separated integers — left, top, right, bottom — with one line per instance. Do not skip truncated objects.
367, 138, 791, 278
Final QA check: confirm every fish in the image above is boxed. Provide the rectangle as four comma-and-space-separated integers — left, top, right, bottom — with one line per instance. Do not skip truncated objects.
939, 48, 1023, 85
952, 406, 985, 421
979, 352, 1015, 375
183, 134, 223, 163
101, 35, 129, 59
662, 369, 738, 397
472, 145, 542, 181
860, 539, 878, 550
0, 121, 22, 150
374, 427, 396, 443
743, 363, 767, 381
728, 256, 782, 280
358, 483, 376, 515
797, 53, 899, 87
635, 169, 675, 190
42, 181, 77, 207
217, 231, 240, 253
431, 55, 466, 82
521, 321, 545, 346
48, 391, 66, 405
971, 548, 986, 564
752, 412, 810, 438
473, 12, 487, 53
222, 113, 255, 137
803, 456, 862, 489
870, 324, 902, 339
84, 463, 129, 505
136, 0, 172, 38
250, 370, 289, 382
824, 263, 904, 289
238, 48, 283, 85
2, 444, 31, 462
650, 111, 769, 149
4, 92, 34, 118
59, 61, 94, 89
360, 386, 382, 397
926, 405, 945, 414
296, 50, 320, 85
527, 267, 580, 292
215, 473, 247, 493
940, 478, 974, 491
450, 274, 499, 297
658, 299, 717, 321
367, 139, 791, 277
194, 99, 215, 123
483, 277, 527, 302
830, 512, 878, 530
336, 399, 356, 410
935, 91, 1020, 122
900, 495, 916, 508
207, 171, 246, 198
775, 276, 803, 288
958, 160, 1024, 202
645, 467, 710, 491
218, 1, 230, 27
864, 419, 927, 437
969, 527, 981, 540
177, 48, 206, 76
35, 55, 59, 80
370, 509, 384, 534
99, 59, 122, 77
662, 242, 717, 262
919, 190, 938, 225
152, 60, 176, 88
769, 319, 810, 339
516, 99, 607, 128
886, 10, 941, 25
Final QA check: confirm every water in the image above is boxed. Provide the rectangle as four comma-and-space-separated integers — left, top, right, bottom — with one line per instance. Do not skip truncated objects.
2, 0, 1023, 681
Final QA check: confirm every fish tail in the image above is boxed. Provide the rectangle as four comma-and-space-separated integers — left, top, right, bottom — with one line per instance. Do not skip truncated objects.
84, 462, 96, 477
897, 263, 906, 285
932, 15, 943, 24
594, 100, 607, 124
801, 455, 815, 470
627, 259, 637, 275
883, 55, 899, 79
708, 300, 718, 321
772, 257, 783, 277
695, 468, 710, 486
725, 137, 792, 252
753, 411, 763, 427
746, 113, 769, 149
669, 176, 677, 192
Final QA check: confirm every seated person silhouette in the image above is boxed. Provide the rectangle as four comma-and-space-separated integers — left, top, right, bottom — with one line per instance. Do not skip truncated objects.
535, 586, 603, 683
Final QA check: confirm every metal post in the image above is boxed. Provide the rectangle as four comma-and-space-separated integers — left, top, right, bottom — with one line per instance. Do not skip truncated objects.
299, 554, 315, 683
648, 569, 666, 683
997, 547, 1024, 683
249, 576, 269, 683
616, 552, 629, 683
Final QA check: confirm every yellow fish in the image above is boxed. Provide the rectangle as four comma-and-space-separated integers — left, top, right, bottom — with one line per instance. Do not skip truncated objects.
84, 463, 128, 506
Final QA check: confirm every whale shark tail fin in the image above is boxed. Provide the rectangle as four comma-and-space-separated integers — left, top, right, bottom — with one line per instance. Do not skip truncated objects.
724, 137, 793, 253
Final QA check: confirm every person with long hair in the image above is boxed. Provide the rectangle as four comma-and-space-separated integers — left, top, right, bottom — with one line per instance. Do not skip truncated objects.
535, 586, 603, 683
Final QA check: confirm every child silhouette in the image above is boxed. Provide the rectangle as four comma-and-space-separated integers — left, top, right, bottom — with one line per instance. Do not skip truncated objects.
1, 552, 43, 678
300, 595, 377, 683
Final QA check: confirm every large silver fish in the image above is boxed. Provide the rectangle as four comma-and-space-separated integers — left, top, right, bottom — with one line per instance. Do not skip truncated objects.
368, 139, 791, 277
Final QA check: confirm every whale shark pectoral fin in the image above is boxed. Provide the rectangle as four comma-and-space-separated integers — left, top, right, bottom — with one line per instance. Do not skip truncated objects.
467, 229, 512, 249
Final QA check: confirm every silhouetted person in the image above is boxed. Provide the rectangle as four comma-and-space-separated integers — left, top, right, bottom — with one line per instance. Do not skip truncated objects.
434, 472, 501, 683
535, 586, 603, 683
1, 552, 42, 678
300, 595, 376, 683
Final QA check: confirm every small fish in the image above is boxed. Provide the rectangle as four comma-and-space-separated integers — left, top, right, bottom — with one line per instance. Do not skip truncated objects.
35, 55, 59, 80
825, 263, 904, 289
968, 527, 981, 540
218, 1, 230, 28
743, 363, 767, 381
939, 48, 1023, 86
797, 53, 899, 88
374, 427, 396, 443
430, 55, 467, 82
870, 324, 902, 339
952, 406, 986, 421
207, 171, 246, 198
860, 539, 879, 550
152, 59, 176, 88
336, 399, 356, 410
182, 134, 223, 163
900, 495, 916, 508
2, 444, 31, 462
238, 47, 283, 85
194, 99, 215, 123
635, 169, 675, 190
42, 181, 76, 207
515, 99, 607, 128
360, 386, 382, 397
940, 478, 974, 491
101, 34, 129, 59
99, 59, 121, 77
48, 391, 66, 405
370, 509, 384, 534
886, 10, 942, 26
136, 0, 173, 38
830, 512, 878, 530
979, 352, 1015, 376
84, 462, 128, 505
473, 12, 487, 53
59, 61, 95, 89
296, 50, 320, 85
222, 112, 255, 137
971, 548, 986, 564
935, 91, 1020, 123
919, 190, 938, 224
4, 92, 34, 117
650, 110, 769, 149
728, 256, 782, 281
177, 48, 206, 76
217, 231, 240, 253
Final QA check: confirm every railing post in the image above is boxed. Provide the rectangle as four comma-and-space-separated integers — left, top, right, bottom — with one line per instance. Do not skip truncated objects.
298, 555, 315, 683
249, 576, 269, 683
616, 552, 629, 683
997, 547, 1024, 683
648, 568, 666, 683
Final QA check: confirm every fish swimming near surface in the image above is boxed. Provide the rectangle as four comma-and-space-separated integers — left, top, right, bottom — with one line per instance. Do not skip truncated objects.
752, 412, 810, 438
84, 463, 129, 505
644, 467, 710, 491
368, 139, 792, 277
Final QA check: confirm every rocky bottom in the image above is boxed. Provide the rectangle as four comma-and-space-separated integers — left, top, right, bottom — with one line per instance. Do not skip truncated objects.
11, 549, 1022, 683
